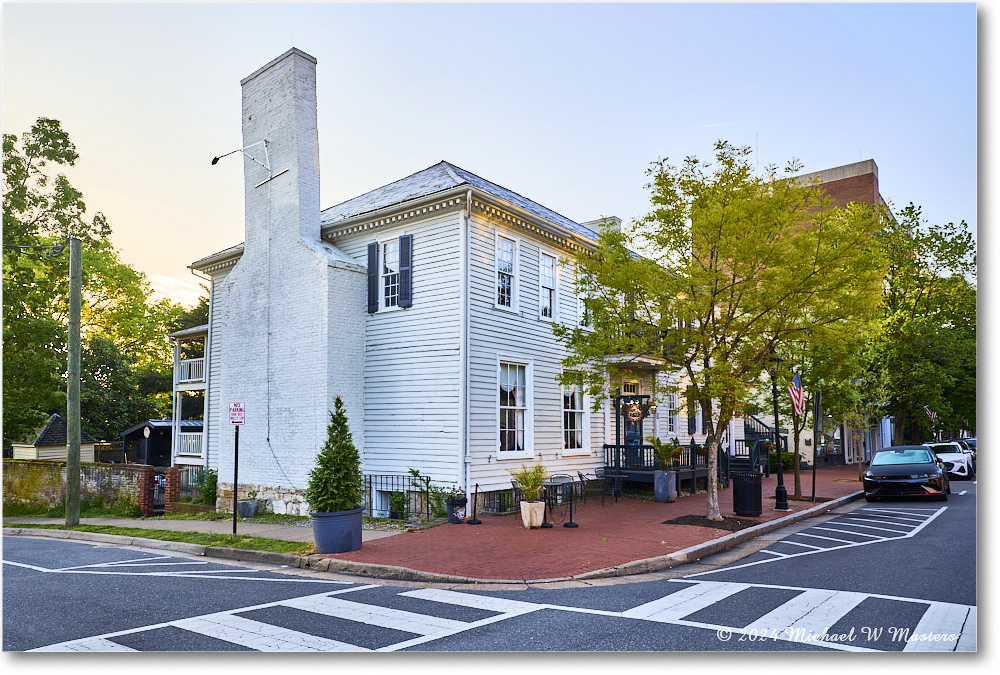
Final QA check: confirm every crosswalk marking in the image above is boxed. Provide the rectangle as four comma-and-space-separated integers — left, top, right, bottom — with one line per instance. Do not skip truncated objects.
742, 589, 868, 642
623, 581, 751, 621
173, 614, 365, 651
282, 595, 467, 635
32, 637, 138, 652
793, 532, 857, 544
903, 602, 972, 652
401, 588, 541, 614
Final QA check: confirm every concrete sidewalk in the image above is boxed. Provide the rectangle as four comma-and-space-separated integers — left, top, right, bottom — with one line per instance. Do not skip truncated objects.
4, 464, 864, 583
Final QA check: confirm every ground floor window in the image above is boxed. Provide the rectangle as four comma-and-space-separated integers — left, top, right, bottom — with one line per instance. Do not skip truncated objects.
563, 384, 586, 451
499, 362, 527, 454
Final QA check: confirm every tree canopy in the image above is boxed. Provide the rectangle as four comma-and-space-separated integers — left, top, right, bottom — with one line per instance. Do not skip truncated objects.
556, 142, 887, 520
4, 117, 186, 443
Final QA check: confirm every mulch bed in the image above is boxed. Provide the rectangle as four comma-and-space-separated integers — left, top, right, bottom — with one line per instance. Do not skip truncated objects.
661, 514, 762, 531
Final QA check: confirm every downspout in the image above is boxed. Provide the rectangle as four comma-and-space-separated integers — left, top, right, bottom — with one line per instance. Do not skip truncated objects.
462, 189, 472, 498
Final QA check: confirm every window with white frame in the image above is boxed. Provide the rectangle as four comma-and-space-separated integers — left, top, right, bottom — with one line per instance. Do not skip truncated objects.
667, 392, 678, 434
562, 382, 586, 451
577, 268, 591, 328
499, 362, 528, 453
382, 239, 400, 308
496, 235, 516, 309
622, 381, 639, 396
539, 252, 556, 319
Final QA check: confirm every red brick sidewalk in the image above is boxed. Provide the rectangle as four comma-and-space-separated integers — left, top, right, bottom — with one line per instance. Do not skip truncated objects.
321, 464, 863, 581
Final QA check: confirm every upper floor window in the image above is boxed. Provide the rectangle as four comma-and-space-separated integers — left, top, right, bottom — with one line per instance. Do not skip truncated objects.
622, 381, 639, 396
666, 392, 678, 434
367, 235, 412, 313
382, 239, 400, 308
539, 252, 557, 320
577, 269, 591, 328
496, 235, 516, 309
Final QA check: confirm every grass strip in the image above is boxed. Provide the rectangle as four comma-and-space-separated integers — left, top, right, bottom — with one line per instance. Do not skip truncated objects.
4, 523, 313, 555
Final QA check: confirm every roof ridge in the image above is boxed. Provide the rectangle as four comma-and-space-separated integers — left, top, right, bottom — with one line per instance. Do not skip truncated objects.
322, 161, 468, 216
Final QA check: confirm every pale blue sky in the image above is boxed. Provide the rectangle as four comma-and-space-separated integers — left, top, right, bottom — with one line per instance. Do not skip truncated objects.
2, 2, 979, 306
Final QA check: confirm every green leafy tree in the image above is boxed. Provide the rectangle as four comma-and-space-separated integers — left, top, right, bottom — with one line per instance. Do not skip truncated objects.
80, 336, 160, 441
3, 118, 184, 442
864, 205, 976, 444
556, 142, 886, 520
305, 397, 364, 513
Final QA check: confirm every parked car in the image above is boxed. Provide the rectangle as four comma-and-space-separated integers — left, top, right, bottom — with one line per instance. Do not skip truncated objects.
863, 446, 949, 502
959, 438, 976, 469
925, 441, 975, 480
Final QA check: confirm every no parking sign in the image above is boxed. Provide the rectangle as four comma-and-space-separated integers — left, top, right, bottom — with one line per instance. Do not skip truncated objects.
229, 401, 245, 425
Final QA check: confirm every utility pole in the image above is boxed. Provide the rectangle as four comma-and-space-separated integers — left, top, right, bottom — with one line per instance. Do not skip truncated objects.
65, 237, 82, 527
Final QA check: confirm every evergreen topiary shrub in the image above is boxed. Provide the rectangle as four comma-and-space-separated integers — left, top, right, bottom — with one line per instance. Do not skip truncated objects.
305, 397, 364, 513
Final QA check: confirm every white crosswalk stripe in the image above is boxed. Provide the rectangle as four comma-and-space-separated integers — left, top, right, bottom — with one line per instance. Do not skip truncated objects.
32, 637, 138, 652
622, 581, 751, 621
282, 594, 467, 635
742, 589, 868, 643
172, 613, 364, 651
903, 602, 973, 652
401, 588, 541, 614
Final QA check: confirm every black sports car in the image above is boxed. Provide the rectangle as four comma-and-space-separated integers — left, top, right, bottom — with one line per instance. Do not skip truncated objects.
863, 446, 950, 502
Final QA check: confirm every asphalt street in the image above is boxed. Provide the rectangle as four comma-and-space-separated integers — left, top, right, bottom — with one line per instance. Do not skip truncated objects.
3, 482, 976, 652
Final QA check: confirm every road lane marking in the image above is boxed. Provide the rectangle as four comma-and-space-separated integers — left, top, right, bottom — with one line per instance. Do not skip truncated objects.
282, 595, 466, 635
810, 526, 884, 539
903, 602, 973, 652
31, 637, 139, 652
959, 491, 967, 495
793, 532, 858, 544
859, 509, 931, 520
401, 588, 547, 614
686, 507, 948, 577
742, 588, 868, 643
835, 520, 912, 533
773, 540, 822, 550
173, 614, 365, 651
622, 581, 751, 621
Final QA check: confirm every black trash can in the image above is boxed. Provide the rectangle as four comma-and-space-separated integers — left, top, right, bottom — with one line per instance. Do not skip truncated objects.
732, 471, 762, 517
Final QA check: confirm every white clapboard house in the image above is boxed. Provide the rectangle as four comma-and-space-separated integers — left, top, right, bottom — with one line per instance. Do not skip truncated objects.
173, 48, 730, 515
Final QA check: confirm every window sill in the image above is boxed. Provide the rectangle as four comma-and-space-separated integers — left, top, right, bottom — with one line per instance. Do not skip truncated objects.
495, 450, 534, 461
560, 448, 591, 457
493, 304, 519, 315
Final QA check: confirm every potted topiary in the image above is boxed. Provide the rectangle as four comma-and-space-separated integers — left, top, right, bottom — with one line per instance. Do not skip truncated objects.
647, 436, 682, 503
509, 460, 547, 528
306, 397, 365, 553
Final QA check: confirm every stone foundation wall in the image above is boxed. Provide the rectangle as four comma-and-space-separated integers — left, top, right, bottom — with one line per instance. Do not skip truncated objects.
217, 482, 311, 516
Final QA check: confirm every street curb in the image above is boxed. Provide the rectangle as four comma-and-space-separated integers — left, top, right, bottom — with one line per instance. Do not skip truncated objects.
3, 492, 863, 584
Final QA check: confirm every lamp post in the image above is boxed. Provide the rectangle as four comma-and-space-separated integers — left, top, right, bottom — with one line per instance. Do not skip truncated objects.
764, 350, 790, 511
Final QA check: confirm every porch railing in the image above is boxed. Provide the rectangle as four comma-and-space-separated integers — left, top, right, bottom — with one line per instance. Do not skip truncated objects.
177, 432, 204, 457
178, 358, 205, 383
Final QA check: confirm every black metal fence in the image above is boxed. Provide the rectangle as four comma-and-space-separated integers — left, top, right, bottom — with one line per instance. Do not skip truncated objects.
363, 473, 433, 520
178, 466, 205, 502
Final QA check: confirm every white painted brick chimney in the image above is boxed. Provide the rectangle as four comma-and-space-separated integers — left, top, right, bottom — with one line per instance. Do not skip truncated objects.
212, 49, 365, 510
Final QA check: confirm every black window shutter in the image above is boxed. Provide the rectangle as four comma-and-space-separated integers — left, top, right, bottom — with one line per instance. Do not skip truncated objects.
367, 242, 378, 313
687, 386, 696, 435
399, 234, 413, 308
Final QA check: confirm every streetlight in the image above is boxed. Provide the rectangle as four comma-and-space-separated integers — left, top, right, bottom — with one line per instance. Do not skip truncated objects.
763, 349, 790, 511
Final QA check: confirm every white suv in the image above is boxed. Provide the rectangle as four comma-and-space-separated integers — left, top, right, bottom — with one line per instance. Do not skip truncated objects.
925, 442, 976, 480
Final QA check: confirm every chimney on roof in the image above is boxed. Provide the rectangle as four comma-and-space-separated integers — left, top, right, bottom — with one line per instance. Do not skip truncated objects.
582, 216, 622, 233
239, 48, 321, 256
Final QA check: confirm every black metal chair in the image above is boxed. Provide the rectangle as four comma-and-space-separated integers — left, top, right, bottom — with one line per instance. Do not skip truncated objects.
596, 467, 624, 505
577, 471, 602, 505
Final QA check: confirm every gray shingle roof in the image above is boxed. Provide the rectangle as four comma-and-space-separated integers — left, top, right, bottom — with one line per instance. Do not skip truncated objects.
34, 414, 98, 446
321, 161, 601, 241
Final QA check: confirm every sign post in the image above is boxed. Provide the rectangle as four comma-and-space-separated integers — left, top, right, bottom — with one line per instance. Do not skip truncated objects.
229, 402, 245, 538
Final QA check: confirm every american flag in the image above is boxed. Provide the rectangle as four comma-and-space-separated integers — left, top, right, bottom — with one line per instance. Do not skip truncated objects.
787, 372, 806, 416
924, 406, 937, 421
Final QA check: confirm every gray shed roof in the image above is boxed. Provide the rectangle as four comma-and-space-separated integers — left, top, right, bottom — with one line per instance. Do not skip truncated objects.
321, 161, 601, 241
33, 414, 98, 446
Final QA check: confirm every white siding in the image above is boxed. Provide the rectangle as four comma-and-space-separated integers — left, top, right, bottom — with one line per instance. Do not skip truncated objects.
466, 211, 605, 491
205, 268, 231, 475
334, 208, 463, 484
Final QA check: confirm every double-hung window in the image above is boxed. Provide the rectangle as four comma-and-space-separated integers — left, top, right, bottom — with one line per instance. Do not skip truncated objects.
562, 383, 587, 453
499, 362, 528, 454
496, 235, 516, 309
666, 392, 679, 434
539, 252, 556, 320
577, 268, 591, 328
381, 239, 400, 308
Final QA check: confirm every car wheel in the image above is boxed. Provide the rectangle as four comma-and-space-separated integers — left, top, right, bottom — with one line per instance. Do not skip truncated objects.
937, 492, 948, 501
946, 480, 951, 494
865, 495, 877, 502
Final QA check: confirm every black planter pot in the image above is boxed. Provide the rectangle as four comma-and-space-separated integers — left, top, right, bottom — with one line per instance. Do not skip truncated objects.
445, 498, 467, 524
653, 470, 677, 503
236, 499, 260, 520
311, 506, 363, 553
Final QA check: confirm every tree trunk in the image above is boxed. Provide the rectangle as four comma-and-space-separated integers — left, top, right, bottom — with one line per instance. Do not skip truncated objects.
893, 405, 907, 446
705, 424, 723, 522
